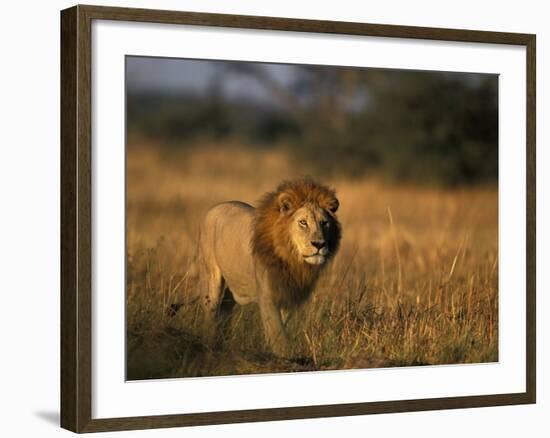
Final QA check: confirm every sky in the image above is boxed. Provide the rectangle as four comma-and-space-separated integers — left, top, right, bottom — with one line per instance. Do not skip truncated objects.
126, 56, 298, 105
126, 55, 494, 109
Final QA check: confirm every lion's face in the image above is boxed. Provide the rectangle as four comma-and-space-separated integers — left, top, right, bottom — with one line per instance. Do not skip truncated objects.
275, 189, 340, 266
289, 204, 335, 265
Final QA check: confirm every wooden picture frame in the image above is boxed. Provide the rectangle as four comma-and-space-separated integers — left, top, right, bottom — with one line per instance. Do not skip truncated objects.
60, 4, 536, 433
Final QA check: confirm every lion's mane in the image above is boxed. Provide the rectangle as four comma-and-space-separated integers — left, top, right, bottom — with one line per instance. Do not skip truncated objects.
252, 178, 342, 309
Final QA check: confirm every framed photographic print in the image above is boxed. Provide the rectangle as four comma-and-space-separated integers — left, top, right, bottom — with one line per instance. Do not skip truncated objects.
60, 4, 536, 433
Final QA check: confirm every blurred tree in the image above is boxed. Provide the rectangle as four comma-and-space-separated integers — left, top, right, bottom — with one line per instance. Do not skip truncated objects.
128, 61, 498, 186
360, 71, 498, 185
230, 64, 497, 185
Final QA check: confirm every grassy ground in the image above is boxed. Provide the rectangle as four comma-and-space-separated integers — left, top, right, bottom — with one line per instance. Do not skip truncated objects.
126, 140, 498, 380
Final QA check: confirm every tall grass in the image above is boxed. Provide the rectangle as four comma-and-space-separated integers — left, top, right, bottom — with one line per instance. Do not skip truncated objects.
126, 140, 498, 380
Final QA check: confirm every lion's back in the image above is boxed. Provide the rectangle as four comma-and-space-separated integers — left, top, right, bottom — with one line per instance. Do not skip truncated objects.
202, 201, 254, 239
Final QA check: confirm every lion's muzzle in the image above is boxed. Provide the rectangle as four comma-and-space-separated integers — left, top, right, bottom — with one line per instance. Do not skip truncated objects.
303, 243, 329, 265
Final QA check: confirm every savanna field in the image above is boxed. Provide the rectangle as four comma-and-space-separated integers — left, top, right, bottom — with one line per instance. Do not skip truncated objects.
126, 140, 498, 380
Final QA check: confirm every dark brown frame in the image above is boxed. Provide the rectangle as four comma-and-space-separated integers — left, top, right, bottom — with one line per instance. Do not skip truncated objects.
61, 4, 536, 433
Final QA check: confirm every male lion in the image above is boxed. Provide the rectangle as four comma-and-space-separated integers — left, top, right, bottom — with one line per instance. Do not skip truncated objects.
192, 178, 341, 355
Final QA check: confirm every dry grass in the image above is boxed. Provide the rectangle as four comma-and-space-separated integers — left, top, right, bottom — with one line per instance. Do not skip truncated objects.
126, 140, 498, 380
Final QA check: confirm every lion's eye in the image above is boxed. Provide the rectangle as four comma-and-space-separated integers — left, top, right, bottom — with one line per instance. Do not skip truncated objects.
299, 219, 308, 227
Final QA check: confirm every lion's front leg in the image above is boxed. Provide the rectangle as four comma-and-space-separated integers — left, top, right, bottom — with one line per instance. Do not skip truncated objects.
258, 296, 289, 356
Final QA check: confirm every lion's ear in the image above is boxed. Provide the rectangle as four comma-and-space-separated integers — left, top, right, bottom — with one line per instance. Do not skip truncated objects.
278, 193, 294, 214
328, 197, 339, 213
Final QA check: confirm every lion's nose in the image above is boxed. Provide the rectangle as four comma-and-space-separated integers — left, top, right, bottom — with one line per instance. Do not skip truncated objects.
311, 240, 326, 250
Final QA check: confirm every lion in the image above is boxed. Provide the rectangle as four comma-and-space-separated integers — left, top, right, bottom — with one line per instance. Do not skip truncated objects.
190, 178, 341, 356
